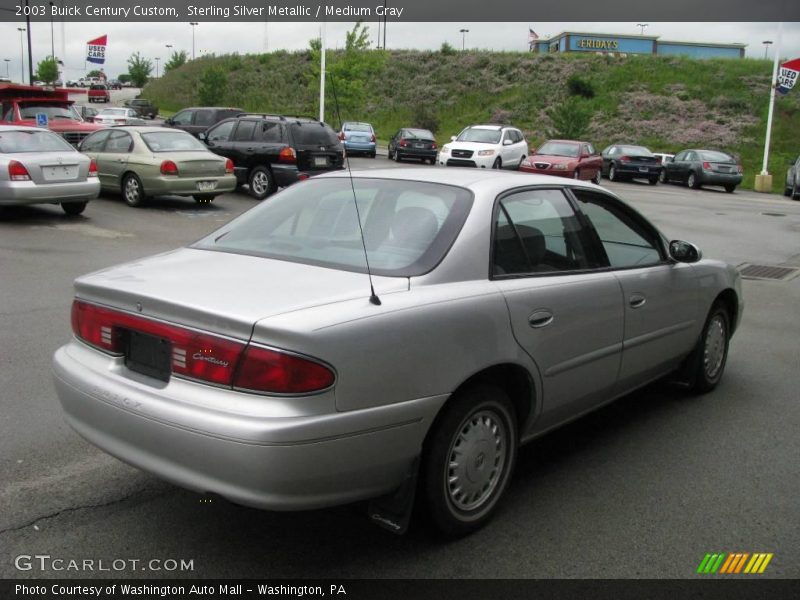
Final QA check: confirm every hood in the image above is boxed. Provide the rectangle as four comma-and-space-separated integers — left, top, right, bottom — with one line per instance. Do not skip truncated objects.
74, 248, 409, 340
445, 140, 500, 152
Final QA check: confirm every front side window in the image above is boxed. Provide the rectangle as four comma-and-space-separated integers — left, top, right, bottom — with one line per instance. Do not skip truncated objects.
207, 120, 235, 142
194, 178, 473, 277
259, 122, 283, 143
572, 190, 663, 269
172, 110, 194, 126
493, 189, 589, 276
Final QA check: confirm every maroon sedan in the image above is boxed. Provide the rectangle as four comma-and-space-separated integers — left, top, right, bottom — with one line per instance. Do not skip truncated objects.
519, 140, 603, 184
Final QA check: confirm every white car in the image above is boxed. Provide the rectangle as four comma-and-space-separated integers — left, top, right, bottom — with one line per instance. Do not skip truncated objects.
439, 124, 528, 169
93, 108, 146, 126
653, 152, 675, 166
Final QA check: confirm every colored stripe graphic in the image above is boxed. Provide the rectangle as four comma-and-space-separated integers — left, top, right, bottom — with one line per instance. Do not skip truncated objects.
699, 552, 773, 574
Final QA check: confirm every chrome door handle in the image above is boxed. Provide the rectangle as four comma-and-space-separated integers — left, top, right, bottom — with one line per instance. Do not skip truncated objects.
629, 294, 647, 309
528, 310, 554, 328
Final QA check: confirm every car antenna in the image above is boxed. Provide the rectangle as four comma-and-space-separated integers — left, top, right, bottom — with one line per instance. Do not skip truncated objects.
329, 73, 381, 306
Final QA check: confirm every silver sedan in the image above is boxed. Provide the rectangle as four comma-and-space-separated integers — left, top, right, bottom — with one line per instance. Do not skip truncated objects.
52, 169, 742, 535
0, 125, 100, 215
93, 108, 146, 127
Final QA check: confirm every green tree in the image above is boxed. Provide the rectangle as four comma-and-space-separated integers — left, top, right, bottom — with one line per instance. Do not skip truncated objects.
308, 21, 385, 121
87, 69, 104, 78
440, 41, 456, 56
198, 66, 227, 105
164, 50, 188, 74
546, 97, 593, 139
127, 52, 152, 87
36, 57, 59, 83
117, 73, 131, 84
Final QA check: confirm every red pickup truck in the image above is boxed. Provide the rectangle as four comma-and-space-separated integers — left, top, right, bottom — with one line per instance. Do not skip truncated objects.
1, 83, 105, 146
88, 84, 110, 103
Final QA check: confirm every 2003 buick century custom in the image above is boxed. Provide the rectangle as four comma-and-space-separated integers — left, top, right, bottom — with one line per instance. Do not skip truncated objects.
53, 169, 742, 536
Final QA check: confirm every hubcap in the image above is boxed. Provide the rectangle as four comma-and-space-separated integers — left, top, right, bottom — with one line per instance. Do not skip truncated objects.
610, 166, 615, 179
703, 315, 726, 379
446, 409, 507, 512
251, 171, 269, 195
689, 174, 695, 187
125, 178, 139, 203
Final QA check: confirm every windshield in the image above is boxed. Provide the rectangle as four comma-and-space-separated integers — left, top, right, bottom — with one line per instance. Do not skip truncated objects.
194, 178, 474, 277
0, 129, 76, 153
536, 142, 580, 157
699, 150, 734, 162
99, 109, 127, 116
141, 131, 207, 152
18, 103, 77, 121
457, 128, 501, 144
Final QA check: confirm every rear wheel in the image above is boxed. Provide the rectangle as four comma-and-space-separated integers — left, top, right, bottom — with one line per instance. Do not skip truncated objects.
791, 181, 799, 200
608, 163, 619, 182
193, 195, 215, 203
686, 303, 731, 394
659, 169, 667, 183
122, 173, 147, 207
248, 166, 276, 200
687, 171, 700, 189
61, 201, 87, 216
649, 177, 659, 185
724, 184, 736, 194
421, 385, 517, 537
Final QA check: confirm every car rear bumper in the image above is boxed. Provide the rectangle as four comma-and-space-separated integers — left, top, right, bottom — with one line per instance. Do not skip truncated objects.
0, 179, 100, 206
615, 164, 662, 177
397, 147, 437, 160
343, 141, 376, 154
145, 173, 237, 197
52, 341, 446, 510
699, 172, 743, 186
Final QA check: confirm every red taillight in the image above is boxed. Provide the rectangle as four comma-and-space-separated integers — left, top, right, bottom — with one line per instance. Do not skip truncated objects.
297, 173, 309, 181
70, 299, 335, 393
431, 142, 437, 150
399, 138, 408, 147
619, 155, 631, 163
8, 160, 31, 181
225, 158, 234, 174
88, 159, 98, 177
737, 164, 743, 173
702, 161, 712, 170
278, 146, 296, 164
160, 160, 178, 175
370, 133, 376, 143
338, 131, 345, 140
234, 345, 335, 394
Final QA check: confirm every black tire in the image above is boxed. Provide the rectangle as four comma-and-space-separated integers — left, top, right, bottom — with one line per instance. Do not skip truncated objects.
791, 181, 799, 200
686, 302, 731, 394
369, 152, 376, 159
122, 173, 147, 207
429, 157, 437, 165
724, 185, 736, 194
248, 166, 276, 200
62, 201, 87, 216
193, 195, 215, 203
659, 169, 667, 184
395, 151, 402, 163
421, 385, 517, 537
517, 156, 526, 171
573, 170, 580, 180
592, 169, 602, 185
608, 163, 619, 182
492, 157, 502, 170
687, 171, 700, 189
785, 186, 792, 197
649, 177, 659, 185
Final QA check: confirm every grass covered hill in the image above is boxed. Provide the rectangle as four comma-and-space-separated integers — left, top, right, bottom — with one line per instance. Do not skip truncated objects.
143, 49, 800, 192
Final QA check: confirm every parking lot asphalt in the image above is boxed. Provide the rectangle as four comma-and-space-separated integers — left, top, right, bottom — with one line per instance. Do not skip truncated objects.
1, 159, 798, 579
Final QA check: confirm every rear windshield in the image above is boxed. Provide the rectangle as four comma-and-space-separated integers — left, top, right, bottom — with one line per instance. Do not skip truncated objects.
18, 104, 76, 120
289, 123, 340, 146
536, 141, 580, 157
99, 109, 126, 116
404, 129, 434, 140
141, 131, 207, 152
344, 123, 372, 132
457, 128, 501, 144
194, 178, 474, 277
618, 145, 653, 156
90, 85, 106, 90
0, 129, 76, 153
698, 150, 734, 162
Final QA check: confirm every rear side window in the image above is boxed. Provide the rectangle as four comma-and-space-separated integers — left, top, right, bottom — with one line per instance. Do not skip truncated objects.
194, 110, 214, 126
258, 122, 284, 143
289, 123, 339, 146
207, 120, 235, 142
233, 120, 257, 142
104, 131, 133, 153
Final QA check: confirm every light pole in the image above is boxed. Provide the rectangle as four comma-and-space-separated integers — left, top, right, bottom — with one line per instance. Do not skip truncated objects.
155, 57, 160, 78
636, 23, 649, 35
4, 59, 10, 77
762, 40, 773, 59
48, 2, 55, 61
459, 28, 469, 51
17, 28, 26, 84
189, 22, 198, 60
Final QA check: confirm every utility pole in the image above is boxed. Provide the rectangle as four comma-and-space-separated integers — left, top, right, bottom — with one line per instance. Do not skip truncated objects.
460, 28, 469, 51
17, 28, 26, 84
319, 21, 326, 123
190, 22, 198, 60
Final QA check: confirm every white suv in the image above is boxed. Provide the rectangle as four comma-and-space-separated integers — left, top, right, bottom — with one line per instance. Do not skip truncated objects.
439, 124, 528, 169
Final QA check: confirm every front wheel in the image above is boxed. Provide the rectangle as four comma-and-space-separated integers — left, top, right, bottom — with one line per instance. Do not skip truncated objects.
649, 177, 659, 185
608, 163, 618, 182
686, 303, 731, 394
248, 166, 276, 200
421, 385, 517, 537
592, 169, 602, 185
62, 201, 87, 216
573, 170, 580, 180
492, 158, 502, 169
724, 185, 736, 194
791, 181, 799, 200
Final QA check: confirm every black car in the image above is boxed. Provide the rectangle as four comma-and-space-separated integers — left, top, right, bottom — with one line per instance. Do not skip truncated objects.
163, 107, 244, 138
662, 149, 743, 193
388, 128, 438, 164
601, 144, 662, 185
785, 154, 800, 200
201, 114, 345, 199
74, 105, 99, 123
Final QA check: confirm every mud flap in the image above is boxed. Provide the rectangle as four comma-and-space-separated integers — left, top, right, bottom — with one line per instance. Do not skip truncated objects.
367, 457, 419, 535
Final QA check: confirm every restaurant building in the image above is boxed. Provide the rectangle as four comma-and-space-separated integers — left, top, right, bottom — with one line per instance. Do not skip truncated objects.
530, 32, 746, 59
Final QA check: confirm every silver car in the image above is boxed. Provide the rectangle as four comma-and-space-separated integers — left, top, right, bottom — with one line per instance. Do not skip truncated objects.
0, 125, 100, 215
52, 169, 742, 535
93, 108, 146, 127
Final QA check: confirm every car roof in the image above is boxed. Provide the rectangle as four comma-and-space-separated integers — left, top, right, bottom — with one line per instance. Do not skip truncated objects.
0, 124, 55, 133
113, 126, 188, 133
182, 107, 244, 111
466, 124, 505, 131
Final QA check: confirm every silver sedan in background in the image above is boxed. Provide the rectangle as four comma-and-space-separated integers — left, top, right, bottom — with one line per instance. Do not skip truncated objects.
52, 169, 742, 535
0, 125, 100, 215
93, 108, 146, 127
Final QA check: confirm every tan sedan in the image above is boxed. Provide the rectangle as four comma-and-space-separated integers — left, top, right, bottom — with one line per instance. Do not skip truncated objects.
79, 126, 236, 206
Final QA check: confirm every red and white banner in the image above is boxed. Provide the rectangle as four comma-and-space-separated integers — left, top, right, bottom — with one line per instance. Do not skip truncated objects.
777, 57, 800, 95
86, 35, 107, 65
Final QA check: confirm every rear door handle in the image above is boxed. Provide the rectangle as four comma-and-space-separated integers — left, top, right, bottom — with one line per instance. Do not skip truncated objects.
528, 310, 554, 328
629, 294, 647, 309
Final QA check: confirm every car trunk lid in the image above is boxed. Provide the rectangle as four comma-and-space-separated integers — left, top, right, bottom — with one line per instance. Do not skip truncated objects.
17, 152, 84, 184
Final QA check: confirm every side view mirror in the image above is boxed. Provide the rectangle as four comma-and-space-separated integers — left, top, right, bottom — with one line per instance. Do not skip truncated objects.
450, 135, 457, 142
198, 132, 207, 141
164, 118, 173, 126
502, 139, 512, 146
580, 152, 590, 159
669, 240, 702, 263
